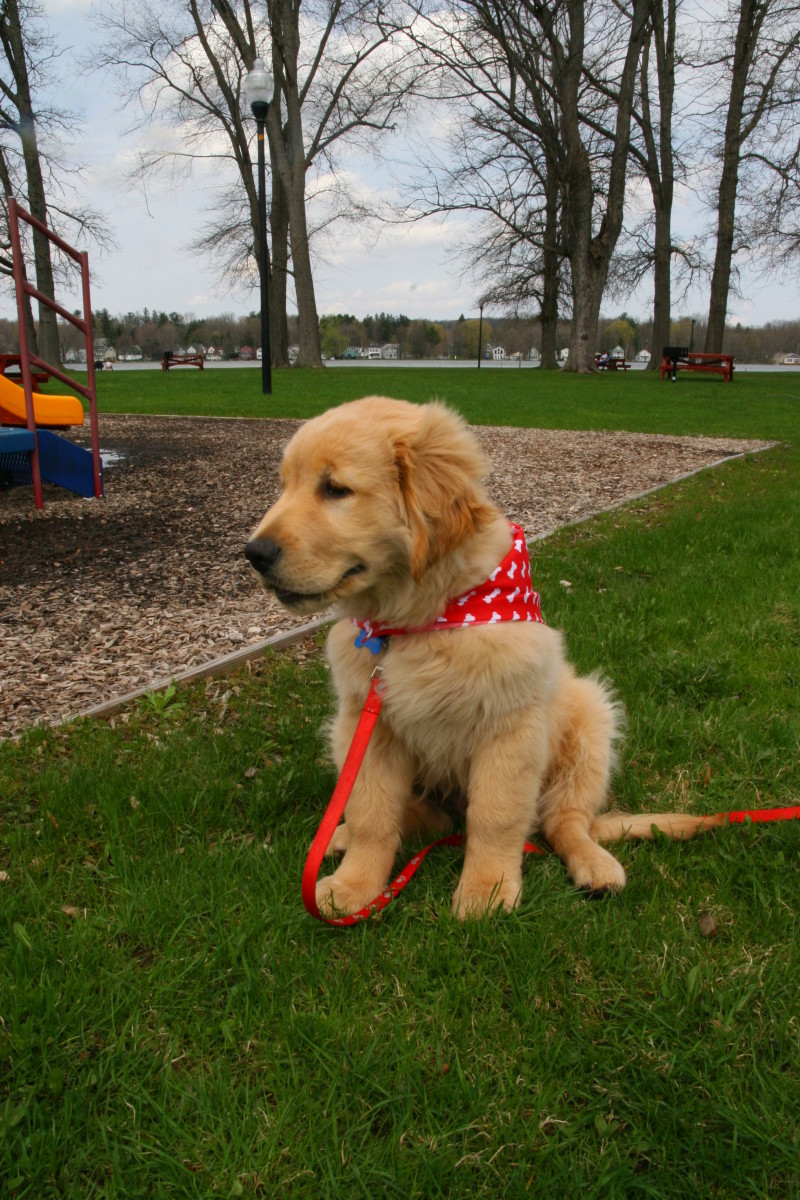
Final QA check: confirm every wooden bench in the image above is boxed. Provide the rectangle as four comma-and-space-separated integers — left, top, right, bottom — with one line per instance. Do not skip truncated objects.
0, 352, 50, 389
595, 355, 631, 371
161, 353, 204, 371
660, 350, 734, 382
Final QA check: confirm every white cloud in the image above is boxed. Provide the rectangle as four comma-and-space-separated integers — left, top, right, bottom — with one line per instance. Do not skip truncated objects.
41, 0, 92, 13
1, 1, 796, 328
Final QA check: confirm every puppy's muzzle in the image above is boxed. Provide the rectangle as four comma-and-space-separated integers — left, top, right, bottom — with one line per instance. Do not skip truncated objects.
244, 537, 281, 580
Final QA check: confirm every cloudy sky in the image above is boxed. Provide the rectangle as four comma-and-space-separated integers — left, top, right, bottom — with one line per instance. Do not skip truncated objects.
6, 0, 799, 329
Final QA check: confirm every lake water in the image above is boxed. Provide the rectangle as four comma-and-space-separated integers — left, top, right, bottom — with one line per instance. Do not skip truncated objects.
102, 359, 799, 373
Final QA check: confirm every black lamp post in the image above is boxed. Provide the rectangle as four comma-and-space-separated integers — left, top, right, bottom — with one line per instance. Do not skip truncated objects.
244, 57, 274, 395
477, 301, 485, 368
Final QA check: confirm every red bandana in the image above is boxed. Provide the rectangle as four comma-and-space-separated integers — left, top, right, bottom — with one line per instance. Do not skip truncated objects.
354, 522, 544, 652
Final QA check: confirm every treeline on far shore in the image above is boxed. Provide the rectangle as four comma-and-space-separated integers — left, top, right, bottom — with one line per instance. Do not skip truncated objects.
1, 307, 799, 365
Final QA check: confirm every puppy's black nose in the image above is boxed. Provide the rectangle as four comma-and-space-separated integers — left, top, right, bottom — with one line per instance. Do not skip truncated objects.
244, 537, 281, 575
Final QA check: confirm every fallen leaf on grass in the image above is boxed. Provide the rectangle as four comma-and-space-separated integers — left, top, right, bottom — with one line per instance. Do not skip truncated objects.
697, 911, 717, 938
61, 904, 86, 920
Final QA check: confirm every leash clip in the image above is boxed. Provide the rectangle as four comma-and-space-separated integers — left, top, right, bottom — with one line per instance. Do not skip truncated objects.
370, 662, 387, 700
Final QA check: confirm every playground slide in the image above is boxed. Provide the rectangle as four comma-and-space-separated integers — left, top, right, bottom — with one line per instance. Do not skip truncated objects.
0, 372, 84, 428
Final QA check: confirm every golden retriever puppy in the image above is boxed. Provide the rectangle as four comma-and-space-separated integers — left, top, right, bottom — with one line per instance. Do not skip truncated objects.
245, 397, 717, 919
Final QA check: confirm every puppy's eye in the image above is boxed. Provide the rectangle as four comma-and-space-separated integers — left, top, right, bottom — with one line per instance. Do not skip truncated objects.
320, 479, 353, 500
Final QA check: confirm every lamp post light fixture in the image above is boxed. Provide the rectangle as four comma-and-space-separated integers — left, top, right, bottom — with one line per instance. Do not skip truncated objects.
477, 301, 485, 368
244, 57, 275, 395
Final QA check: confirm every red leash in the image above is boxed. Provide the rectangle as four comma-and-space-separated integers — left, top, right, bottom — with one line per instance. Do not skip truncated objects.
302, 678, 800, 928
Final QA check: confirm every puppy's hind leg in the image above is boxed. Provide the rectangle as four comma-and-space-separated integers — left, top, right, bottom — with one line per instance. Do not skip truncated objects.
324, 792, 452, 860
539, 673, 626, 895
402, 792, 455, 838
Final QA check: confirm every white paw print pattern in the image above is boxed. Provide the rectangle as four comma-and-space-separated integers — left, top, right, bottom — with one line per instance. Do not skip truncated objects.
438, 523, 544, 629
354, 522, 544, 644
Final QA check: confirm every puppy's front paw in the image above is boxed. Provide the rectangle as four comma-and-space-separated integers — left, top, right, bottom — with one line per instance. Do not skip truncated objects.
451, 873, 522, 920
315, 869, 383, 917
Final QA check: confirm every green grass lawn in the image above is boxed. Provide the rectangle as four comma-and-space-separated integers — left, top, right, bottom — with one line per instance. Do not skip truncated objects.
2, 369, 800, 1197
85, 362, 799, 440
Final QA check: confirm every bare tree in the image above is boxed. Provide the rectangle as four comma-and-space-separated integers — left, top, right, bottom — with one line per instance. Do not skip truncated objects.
1, 0, 64, 366
405, 0, 650, 372
92, 0, 419, 369
400, 3, 572, 367
619, 0, 681, 367
0, 0, 112, 367
0, 141, 37, 347
741, 135, 800, 274
453, 150, 567, 370
402, 76, 568, 369
701, 0, 800, 352
542, 0, 651, 371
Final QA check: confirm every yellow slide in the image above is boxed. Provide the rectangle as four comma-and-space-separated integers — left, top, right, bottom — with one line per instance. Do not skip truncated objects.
0, 372, 84, 428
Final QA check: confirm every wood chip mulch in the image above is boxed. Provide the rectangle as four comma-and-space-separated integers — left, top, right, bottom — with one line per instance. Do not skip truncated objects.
0, 414, 770, 741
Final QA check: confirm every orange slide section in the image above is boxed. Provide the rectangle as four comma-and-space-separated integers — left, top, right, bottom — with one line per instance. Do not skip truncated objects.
0, 372, 84, 428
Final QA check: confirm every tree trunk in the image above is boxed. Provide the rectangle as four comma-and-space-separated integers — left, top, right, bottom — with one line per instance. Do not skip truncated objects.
539, 161, 561, 370
207, 0, 295, 368
269, 170, 290, 368
704, 0, 763, 353
650, 201, 672, 366
268, 1, 323, 369
0, 148, 38, 353
568, 228, 608, 373
641, 0, 676, 370
539, 271, 559, 369
21, 134, 61, 368
563, 141, 605, 371
558, 0, 650, 372
3, 0, 60, 368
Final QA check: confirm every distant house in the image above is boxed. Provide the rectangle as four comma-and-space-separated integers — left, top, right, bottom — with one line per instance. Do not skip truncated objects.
558, 348, 569, 362
186, 344, 205, 358
343, 346, 360, 359
381, 344, 399, 359
288, 345, 299, 364
205, 346, 223, 361
118, 346, 143, 362
368, 344, 382, 359
94, 338, 117, 362
635, 349, 651, 363
610, 344, 625, 359
528, 347, 541, 362
488, 345, 506, 361
780, 352, 800, 365
239, 345, 254, 360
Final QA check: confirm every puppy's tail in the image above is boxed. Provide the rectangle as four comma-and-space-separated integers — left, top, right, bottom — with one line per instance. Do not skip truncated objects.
591, 810, 728, 843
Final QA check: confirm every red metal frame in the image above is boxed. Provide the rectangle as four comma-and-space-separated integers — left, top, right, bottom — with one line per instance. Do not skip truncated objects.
6, 197, 101, 508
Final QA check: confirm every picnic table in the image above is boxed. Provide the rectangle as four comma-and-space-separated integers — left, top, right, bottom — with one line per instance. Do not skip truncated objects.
660, 347, 734, 382
0, 352, 50, 389
161, 351, 204, 371
595, 354, 631, 371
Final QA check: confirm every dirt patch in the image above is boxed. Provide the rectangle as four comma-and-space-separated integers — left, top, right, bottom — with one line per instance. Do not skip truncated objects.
0, 414, 769, 739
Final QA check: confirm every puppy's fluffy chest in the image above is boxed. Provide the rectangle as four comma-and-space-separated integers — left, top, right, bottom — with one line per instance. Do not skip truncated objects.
330, 618, 563, 783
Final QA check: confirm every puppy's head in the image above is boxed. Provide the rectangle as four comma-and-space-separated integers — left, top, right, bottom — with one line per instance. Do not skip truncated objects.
244, 396, 495, 616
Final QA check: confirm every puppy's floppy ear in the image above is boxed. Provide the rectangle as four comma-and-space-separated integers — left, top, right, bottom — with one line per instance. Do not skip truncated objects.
395, 404, 495, 581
